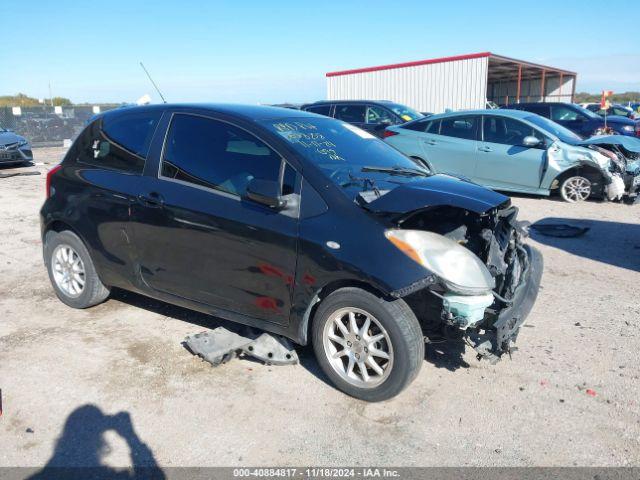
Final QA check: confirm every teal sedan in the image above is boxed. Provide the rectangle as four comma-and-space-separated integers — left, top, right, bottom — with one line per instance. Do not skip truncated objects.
383, 109, 634, 202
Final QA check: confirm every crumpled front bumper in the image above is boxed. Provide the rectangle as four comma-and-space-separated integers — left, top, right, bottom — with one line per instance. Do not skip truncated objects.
467, 244, 543, 362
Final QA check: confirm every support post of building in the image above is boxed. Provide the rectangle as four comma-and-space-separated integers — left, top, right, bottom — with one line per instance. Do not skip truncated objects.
558, 72, 563, 101
540, 69, 546, 101
516, 65, 522, 103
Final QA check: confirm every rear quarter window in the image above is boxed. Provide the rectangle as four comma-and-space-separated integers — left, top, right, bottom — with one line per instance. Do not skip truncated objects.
304, 105, 332, 117
74, 110, 162, 174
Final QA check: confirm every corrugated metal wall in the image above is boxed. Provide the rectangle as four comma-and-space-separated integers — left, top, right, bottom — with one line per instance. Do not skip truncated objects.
487, 76, 575, 104
327, 57, 489, 113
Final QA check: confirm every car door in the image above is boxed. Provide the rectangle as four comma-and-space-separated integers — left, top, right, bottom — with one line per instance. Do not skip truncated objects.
475, 115, 547, 193
131, 112, 300, 326
550, 104, 591, 137
419, 115, 480, 179
333, 104, 371, 134
365, 105, 400, 138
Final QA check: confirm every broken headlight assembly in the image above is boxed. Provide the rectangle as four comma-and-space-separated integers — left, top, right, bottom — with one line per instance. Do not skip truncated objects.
385, 229, 495, 295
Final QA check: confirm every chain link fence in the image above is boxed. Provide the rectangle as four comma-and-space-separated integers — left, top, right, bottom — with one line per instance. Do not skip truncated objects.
0, 105, 121, 147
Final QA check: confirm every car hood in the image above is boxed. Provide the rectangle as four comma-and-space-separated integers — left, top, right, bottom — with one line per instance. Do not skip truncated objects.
0, 131, 26, 145
361, 174, 509, 215
579, 135, 640, 153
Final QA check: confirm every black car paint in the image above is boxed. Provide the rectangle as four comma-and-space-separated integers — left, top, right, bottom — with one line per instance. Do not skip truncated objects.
41, 104, 533, 349
300, 100, 415, 138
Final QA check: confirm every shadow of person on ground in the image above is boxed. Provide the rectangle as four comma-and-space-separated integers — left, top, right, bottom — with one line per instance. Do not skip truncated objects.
27, 404, 165, 480
530, 217, 640, 272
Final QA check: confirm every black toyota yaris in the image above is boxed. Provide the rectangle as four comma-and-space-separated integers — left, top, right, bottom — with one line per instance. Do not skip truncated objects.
41, 104, 542, 401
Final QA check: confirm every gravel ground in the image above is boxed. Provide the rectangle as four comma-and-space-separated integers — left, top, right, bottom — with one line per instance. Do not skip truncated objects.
0, 147, 639, 469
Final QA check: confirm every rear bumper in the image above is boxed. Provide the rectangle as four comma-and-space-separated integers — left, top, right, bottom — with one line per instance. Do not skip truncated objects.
467, 244, 543, 361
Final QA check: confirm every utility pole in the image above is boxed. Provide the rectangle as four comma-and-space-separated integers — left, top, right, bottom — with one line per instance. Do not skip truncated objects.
48, 82, 53, 107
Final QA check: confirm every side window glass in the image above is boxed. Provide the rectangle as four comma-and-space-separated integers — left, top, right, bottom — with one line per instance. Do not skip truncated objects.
161, 114, 282, 197
282, 162, 298, 196
551, 106, 578, 121
366, 106, 395, 124
334, 105, 366, 123
402, 120, 430, 132
483, 117, 541, 146
305, 105, 331, 117
76, 110, 161, 174
527, 105, 550, 117
425, 120, 440, 134
402, 119, 439, 133
438, 116, 478, 140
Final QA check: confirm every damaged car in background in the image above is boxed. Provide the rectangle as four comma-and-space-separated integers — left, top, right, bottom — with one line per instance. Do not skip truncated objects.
0, 126, 33, 166
383, 109, 640, 203
41, 104, 542, 402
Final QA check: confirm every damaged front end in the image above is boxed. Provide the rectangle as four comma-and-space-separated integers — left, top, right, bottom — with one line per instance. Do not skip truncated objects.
578, 136, 640, 202
387, 202, 543, 363
588, 145, 640, 202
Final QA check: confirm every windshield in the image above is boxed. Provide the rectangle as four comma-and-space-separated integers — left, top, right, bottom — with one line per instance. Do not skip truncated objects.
525, 115, 583, 144
261, 117, 430, 199
386, 104, 423, 123
574, 104, 601, 120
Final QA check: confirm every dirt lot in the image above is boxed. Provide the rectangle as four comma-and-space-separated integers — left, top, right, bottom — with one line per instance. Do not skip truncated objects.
1, 147, 639, 469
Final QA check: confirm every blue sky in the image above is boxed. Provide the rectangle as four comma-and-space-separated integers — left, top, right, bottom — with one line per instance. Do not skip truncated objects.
3, 0, 639, 104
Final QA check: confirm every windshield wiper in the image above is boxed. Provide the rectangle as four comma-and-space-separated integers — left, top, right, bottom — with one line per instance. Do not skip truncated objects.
361, 165, 430, 177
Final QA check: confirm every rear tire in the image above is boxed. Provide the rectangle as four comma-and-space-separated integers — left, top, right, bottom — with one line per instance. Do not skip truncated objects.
44, 230, 110, 308
311, 287, 424, 401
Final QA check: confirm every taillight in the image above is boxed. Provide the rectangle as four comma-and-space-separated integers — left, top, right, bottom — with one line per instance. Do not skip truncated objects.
383, 130, 399, 138
46, 164, 63, 198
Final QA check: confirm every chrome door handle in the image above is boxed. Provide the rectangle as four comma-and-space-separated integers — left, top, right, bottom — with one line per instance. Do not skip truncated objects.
423, 139, 437, 145
478, 146, 492, 152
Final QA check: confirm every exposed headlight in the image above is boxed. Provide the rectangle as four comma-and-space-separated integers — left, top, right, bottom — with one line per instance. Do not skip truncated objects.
385, 229, 495, 295
622, 125, 635, 132
18, 140, 29, 147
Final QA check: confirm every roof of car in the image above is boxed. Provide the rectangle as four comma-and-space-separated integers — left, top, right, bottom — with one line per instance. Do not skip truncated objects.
100, 103, 321, 122
508, 102, 569, 107
421, 109, 536, 120
302, 100, 399, 107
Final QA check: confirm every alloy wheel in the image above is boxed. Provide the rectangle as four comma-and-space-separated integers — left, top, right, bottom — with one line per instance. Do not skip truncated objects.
51, 244, 86, 298
562, 176, 591, 202
322, 307, 394, 388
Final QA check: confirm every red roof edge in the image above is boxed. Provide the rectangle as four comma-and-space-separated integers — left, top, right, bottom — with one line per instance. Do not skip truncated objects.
326, 52, 492, 77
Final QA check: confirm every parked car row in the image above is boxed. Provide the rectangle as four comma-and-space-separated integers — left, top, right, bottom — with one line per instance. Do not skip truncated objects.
505, 102, 640, 137
580, 102, 639, 120
296, 99, 640, 203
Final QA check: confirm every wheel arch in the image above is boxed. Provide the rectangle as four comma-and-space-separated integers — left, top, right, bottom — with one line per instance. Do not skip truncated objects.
42, 219, 107, 283
43, 220, 88, 247
550, 164, 606, 195
297, 279, 392, 346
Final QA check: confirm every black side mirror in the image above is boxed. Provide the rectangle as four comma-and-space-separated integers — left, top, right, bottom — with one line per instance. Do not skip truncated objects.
245, 178, 287, 209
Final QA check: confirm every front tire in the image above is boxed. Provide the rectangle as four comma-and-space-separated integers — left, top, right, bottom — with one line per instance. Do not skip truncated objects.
44, 230, 110, 308
311, 287, 424, 401
560, 175, 592, 202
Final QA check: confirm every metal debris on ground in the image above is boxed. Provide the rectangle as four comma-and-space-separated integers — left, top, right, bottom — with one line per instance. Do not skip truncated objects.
0, 171, 41, 179
529, 223, 590, 238
184, 327, 298, 367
